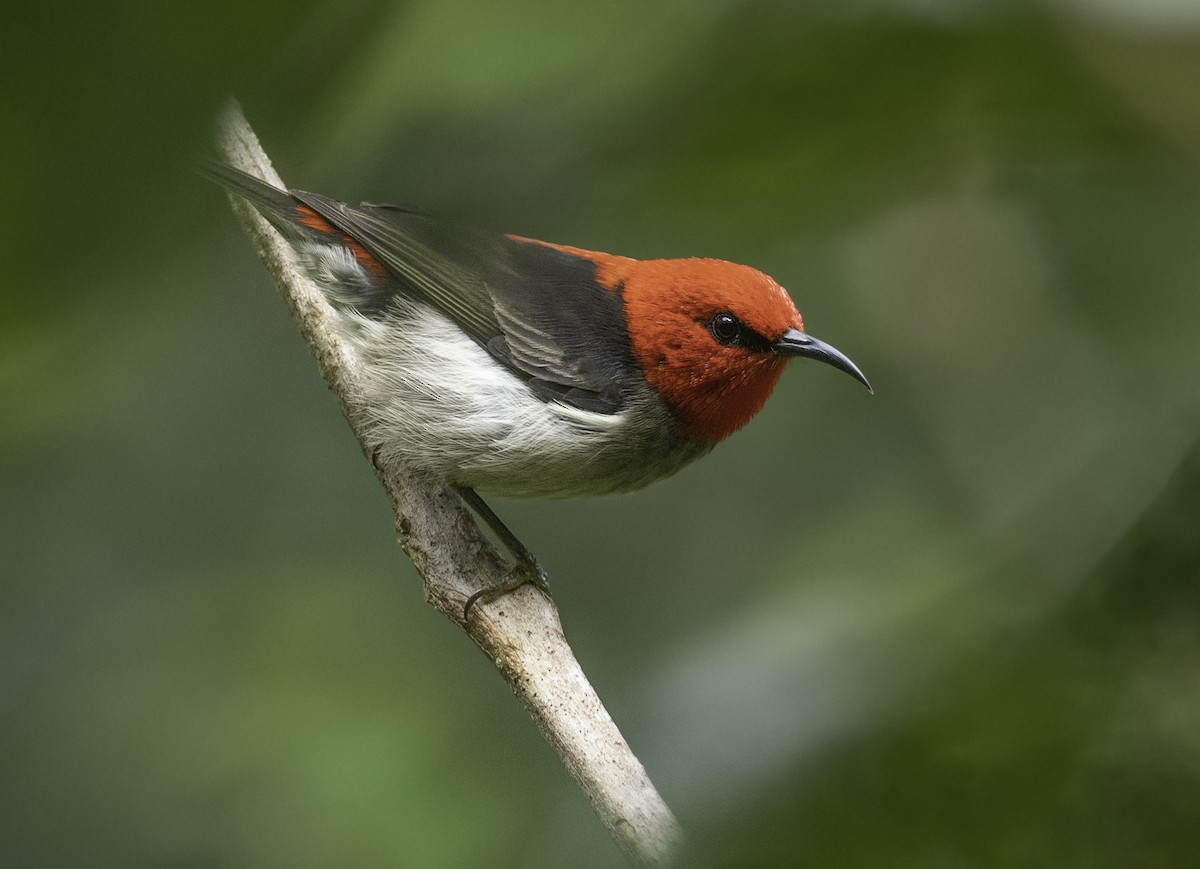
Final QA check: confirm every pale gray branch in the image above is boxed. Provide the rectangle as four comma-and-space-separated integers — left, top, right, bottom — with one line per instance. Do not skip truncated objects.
213, 101, 682, 867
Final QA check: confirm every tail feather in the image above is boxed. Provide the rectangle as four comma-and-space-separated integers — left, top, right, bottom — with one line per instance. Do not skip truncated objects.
199, 160, 305, 229
204, 159, 400, 314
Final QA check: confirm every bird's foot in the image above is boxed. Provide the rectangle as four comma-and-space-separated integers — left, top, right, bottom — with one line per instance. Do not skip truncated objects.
454, 485, 555, 619
463, 554, 551, 619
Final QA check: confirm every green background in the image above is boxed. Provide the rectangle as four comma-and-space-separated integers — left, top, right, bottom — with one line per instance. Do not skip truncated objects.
4, 2, 1199, 866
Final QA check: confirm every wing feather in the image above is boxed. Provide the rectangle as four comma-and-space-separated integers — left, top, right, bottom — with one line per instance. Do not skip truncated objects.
291, 191, 635, 415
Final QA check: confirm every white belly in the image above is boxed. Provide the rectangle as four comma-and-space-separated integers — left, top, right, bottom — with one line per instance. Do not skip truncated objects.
340, 300, 711, 498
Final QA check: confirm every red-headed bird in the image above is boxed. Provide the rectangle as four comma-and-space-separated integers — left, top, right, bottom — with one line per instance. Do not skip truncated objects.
207, 164, 871, 611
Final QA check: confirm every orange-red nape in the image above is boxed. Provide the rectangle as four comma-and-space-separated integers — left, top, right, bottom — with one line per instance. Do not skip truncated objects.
294, 203, 389, 281
520, 238, 804, 443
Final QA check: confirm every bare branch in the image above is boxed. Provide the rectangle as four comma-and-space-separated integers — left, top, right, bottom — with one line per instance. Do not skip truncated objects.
213, 101, 682, 867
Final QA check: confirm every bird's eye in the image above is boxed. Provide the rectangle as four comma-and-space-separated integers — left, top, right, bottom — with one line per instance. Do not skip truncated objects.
709, 312, 743, 345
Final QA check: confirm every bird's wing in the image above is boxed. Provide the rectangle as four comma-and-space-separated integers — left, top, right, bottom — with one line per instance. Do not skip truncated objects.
291, 191, 635, 415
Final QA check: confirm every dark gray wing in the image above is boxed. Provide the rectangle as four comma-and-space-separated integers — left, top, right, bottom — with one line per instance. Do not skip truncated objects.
290, 191, 636, 415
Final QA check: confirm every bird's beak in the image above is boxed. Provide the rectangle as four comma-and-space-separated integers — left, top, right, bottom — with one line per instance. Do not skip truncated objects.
774, 328, 873, 393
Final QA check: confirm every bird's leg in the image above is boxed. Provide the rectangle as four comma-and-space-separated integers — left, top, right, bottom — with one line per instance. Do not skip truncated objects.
455, 486, 552, 618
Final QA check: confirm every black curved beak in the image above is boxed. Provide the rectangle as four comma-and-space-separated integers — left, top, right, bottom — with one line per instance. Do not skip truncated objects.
775, 328, 872, 394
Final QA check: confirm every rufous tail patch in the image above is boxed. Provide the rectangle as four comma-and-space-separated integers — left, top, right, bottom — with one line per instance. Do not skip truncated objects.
294, 204, 388, 281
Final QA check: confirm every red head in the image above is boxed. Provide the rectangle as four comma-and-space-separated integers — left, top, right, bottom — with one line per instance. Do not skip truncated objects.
517, 241, 871, 443
541, 248, 866, 442
619, 257, 804, 442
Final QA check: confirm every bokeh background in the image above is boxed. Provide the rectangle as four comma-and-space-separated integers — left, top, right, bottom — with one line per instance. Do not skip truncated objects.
4, 1, 1200, 866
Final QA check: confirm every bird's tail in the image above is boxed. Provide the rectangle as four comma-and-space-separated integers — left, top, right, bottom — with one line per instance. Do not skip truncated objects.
199, 160, 307, 233
203, 160, 400, 316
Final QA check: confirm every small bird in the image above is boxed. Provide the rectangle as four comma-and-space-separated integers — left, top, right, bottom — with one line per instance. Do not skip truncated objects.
207, 163, 871, 612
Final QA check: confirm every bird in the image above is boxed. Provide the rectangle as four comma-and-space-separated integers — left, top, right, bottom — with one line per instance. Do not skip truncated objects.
206, 163, 871, 614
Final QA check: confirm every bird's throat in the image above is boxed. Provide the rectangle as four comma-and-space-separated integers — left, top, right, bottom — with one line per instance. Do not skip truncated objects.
641, 346, 788, 443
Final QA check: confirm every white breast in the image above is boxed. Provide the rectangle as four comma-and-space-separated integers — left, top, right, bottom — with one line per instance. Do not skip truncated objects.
335, 297, 711, 499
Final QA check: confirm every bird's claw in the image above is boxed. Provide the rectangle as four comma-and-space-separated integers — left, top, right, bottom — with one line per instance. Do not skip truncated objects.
463, 557, 552, 620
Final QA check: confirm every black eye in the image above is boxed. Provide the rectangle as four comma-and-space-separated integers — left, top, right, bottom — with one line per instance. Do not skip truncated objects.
709, 312, 742, 345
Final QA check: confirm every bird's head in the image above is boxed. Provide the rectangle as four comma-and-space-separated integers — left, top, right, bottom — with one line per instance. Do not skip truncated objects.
602, 256, 871, 442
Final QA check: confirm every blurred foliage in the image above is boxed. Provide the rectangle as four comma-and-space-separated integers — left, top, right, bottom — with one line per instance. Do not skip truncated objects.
3, 1, 1199, 867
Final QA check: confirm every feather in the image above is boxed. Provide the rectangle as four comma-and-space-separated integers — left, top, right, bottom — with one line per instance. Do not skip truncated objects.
290, 191, 635, 415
